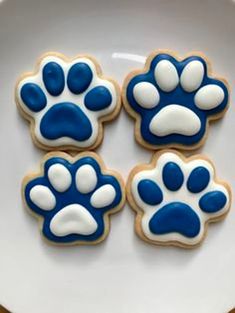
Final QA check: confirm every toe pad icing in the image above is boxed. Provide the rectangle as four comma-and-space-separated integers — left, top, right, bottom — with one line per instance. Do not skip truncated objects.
154, 59, 179, 92
133, 82, 159, 109
194, 85, 225, 110
162, 162, 184, 191
90, 185, 116, 208
84, 86, 112, 111
29, 185, 56, 211
75, 164, 97, 194
187, 166, 210, 193
48, 164, 72, 192
67, 62, 93, 94
180, 60, 204, 92
199, 191, 227, 213
20, 83, 47, 112
137, 179, 163, 205
42, 62, 65, 96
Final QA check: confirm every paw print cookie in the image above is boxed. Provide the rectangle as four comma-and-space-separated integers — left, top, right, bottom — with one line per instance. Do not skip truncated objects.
23, 152, 125, 245
123, 51, 229, 150
127, 150, 231, 248
16, 52, 121, 150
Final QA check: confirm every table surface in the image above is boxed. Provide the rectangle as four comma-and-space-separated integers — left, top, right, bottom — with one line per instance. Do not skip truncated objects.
0, 0, 235, 312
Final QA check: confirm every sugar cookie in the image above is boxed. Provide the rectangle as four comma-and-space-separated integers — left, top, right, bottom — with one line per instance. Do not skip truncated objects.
23, 152, 125, 245
127, 150, 231, 248
123, 51, 229, 150
16, 52, 121, 151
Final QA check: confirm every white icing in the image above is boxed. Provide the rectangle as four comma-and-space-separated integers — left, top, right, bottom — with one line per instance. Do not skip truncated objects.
154, 60, 179, 92
180, 60, 204, 92
50, 204, 98, 236
130, 152, 230, 246
133, 82, 159, 109
194, 85, 225, 110
75, 164, 97, 194
29, 185, 56, 210
48, 164, 72, 192
149, 104, 201, 136
17, 55, 118, 148
90, 184, 116, 208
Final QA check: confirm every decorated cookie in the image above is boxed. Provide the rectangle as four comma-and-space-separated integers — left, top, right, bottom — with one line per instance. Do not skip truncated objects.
23, 152, 125, 245
127, 150, 231, 248
123, 51, 229, 150
16, 52, 121, 150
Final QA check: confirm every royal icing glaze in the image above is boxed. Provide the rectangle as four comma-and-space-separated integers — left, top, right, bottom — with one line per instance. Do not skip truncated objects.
48, 163, 72, 192
50, 204, 98, 237
180, 60, 204, 92
149, 105, 201, 136
128, 151, 230, 247
16, 53, 120, 150
195, 85, 225, 110
90, 185, 116, 208
154, 60, 179, 92
23, 153, 124, 244
75, 164, 97, 193
123, 52, 229, 149
29, 185, 56, 211
133, 82, 160, 109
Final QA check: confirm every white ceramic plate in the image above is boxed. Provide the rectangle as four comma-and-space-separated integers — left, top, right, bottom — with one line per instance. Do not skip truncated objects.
0, 0, 234, 312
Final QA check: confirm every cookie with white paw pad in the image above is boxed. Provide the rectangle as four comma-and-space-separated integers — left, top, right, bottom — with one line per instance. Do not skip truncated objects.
123, 50, 229, 150
127, 150, 231, 248
22, 152, 125, 245
16, 52, 121, 151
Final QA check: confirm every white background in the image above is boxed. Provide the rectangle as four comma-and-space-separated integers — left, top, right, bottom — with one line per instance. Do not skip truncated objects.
0, 0, 234, 312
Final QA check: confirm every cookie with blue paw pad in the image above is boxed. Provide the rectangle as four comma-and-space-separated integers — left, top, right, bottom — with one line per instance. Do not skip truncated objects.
123, 50, 229, 150
23, 152, 125, 245
127, 150, 231, 248
16, 52, 121, 150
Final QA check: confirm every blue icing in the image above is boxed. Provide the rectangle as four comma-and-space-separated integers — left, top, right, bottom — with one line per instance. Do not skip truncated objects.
24, 156, 123, 243
40, 102, 92, 141
67, 63, 93, 94
85, 86, 112, 111
187, 166, 210, 193
199, 191, 227, 213
149, 202, 201, 238
138, 179, 163, 205
43, 62, 65, 96
20, 83, 47, 112
162, 162, 184, 191
126, 53, 229, 147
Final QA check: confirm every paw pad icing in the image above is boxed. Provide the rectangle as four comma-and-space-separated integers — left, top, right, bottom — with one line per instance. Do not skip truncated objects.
23, 153, 125, 244
16, 53, 120, 150
127, 151, 231, 247
123, 52, 229, 149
